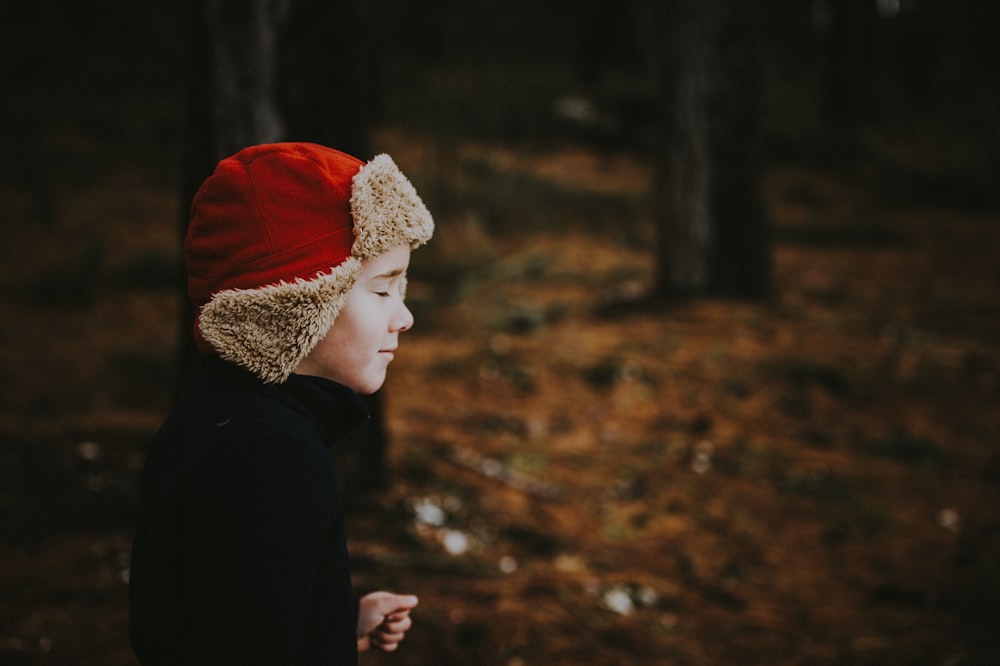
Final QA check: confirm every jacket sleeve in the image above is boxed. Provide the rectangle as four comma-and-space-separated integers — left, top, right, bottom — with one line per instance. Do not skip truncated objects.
179, 433, 342, 664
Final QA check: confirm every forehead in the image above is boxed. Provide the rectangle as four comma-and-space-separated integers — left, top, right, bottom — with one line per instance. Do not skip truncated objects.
360, 243, 411, 278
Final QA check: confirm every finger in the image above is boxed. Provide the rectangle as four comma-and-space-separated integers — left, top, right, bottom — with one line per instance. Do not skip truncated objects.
374, 625, 409, 643
382, 616, 413, 633
372, 592, 417, 608
385, 594, 419, 612
370, 633, 403, 653
375, 624, 408, 641
385, 610, 411, 623
375, 631, 405, 645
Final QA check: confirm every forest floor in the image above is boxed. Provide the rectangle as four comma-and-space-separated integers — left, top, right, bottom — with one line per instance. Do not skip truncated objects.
0, 126, 998, 665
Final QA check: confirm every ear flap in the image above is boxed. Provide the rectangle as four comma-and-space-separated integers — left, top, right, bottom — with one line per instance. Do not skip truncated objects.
350, 154, 434, 259
197, 258, 362, 383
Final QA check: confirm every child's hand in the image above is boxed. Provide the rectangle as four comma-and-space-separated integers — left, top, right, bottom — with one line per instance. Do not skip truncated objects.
357, 591, 419, 653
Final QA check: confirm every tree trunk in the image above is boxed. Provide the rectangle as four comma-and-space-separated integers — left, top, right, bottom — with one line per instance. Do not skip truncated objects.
825, 0, 878, 132
651, 0, 770, 300
276, 0, 376, 156
276, 0, 387, 499
177, 0, 388, 497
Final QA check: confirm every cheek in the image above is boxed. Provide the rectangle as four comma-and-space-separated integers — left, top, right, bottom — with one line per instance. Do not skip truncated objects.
329, 302, 381, 355
349, 299, 388, 337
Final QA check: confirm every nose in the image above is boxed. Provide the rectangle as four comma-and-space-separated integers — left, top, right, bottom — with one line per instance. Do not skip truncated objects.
393, 300, 414, 333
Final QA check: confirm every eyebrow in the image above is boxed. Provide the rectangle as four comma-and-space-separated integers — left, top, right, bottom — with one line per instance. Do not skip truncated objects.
374, 268, 406, 279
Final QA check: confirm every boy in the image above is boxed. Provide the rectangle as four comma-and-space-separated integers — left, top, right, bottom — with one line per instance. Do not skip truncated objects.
129, 142, 432, 664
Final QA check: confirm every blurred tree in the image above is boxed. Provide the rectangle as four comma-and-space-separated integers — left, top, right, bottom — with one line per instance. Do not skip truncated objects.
177, 0, 388, 497
824, 0, 878, 133
649, 0, 770, 300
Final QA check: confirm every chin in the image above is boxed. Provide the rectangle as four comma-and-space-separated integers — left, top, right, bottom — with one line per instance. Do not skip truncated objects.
354, 374, 388, 395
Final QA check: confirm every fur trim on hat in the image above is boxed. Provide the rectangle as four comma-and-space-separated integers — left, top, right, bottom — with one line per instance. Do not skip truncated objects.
351, 154, 434, 259
198, 258, 362, 384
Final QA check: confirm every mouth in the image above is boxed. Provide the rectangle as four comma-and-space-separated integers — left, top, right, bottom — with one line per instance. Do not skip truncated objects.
379, 347, 397, 359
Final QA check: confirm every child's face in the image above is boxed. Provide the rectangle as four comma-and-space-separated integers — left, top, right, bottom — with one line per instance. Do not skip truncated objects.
294, 244, 414, 393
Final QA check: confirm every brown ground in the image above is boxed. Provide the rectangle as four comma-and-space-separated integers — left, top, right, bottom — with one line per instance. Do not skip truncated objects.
1, 127, 998, 665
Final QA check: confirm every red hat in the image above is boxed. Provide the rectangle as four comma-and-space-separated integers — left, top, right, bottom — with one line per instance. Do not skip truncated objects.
186, 142, 434, 383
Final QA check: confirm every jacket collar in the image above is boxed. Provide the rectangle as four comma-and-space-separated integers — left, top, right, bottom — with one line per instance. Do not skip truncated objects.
202, 355, 371, 444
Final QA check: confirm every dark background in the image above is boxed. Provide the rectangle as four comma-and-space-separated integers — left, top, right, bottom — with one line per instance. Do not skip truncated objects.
1, 1, 998, 664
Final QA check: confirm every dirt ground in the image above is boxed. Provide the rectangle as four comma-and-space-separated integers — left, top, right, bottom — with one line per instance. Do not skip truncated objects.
1, 124, 999, 666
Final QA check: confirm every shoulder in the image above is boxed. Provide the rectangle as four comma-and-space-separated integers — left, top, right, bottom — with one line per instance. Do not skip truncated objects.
166, 364, 328, 451
146, 370, 336, 497
150, 388, 339, 527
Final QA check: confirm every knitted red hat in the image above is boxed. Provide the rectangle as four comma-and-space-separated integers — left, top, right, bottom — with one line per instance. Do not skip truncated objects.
185, 142, 434, 383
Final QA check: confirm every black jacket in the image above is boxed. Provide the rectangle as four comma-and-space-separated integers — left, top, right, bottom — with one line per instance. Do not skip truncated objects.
129, 356, 369, 665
